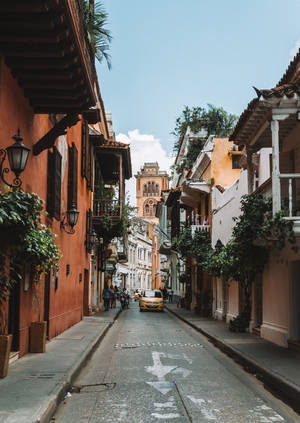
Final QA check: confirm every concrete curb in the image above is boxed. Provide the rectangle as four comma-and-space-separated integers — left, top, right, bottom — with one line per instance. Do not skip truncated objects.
36, 309, 121, 423
166, 306, 300, 413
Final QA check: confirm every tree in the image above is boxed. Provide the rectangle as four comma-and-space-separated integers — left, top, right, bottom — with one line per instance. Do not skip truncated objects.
172, 105, 237, 153
83, 0, 112, 69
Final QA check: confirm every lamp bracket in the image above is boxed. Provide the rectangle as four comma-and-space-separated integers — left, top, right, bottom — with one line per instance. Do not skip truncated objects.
0, 149, 22, 188
60, 216, 75, 235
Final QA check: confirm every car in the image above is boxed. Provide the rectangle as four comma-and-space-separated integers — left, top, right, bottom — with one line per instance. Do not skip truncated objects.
139, 290, 164, 312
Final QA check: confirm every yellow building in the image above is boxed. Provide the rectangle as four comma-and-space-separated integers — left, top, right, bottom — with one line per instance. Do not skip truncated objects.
135, 162, 169, 223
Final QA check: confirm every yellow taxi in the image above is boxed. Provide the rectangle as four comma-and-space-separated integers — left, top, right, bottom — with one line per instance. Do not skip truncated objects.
139, 290, 164, 312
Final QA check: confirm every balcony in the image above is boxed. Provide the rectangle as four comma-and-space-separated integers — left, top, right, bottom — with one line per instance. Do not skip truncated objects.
191, 224, 210, 237
0, 0, 96, 113
93, 199, 121, 224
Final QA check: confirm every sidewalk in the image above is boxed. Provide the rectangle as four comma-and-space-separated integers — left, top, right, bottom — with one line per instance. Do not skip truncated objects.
165, 303, 300, 413
0, 306, 121, 423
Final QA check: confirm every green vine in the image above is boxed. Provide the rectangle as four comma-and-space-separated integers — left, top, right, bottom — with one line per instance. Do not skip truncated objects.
0, 189, 61, 333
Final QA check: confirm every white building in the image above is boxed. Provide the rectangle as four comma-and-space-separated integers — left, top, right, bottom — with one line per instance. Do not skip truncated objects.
127, 217, 152, 293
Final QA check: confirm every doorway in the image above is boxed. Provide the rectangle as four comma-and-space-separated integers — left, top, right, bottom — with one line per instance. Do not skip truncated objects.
289, 261, 300, 341
44, 272, 51, 338
83, 269, 89, 316
8, 283, 20, 351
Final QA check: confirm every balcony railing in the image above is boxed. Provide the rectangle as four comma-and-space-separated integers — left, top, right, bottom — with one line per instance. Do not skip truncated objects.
93, 199, 120, 218
279, 174, 300, 220
191, 224, 210, 237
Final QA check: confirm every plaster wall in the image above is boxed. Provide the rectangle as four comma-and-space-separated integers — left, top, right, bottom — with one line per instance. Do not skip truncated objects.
212, 170, 248, 247
226, 280, 239, 322
260, 246, 295, 347
211, 138, 240, 186
0, 62, 91, 355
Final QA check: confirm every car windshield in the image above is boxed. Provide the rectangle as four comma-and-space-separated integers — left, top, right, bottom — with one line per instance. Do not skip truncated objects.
144, 290, 162, 298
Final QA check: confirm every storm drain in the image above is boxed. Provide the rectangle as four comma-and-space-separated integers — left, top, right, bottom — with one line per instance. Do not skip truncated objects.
71, 383, 116, 393
114, 342, 203, 349
24, 373, 56, 380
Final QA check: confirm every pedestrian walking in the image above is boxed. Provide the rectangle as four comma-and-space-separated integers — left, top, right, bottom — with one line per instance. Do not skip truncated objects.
110, 286, 115, 309
169, 289, 174, 303
103, 284, 111, 311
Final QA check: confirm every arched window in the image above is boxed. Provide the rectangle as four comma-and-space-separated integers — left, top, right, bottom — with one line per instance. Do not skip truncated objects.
156, 184, 159, 196
145, 204, 150, 216
143, 184, 147, 196
148, 182, 151, 195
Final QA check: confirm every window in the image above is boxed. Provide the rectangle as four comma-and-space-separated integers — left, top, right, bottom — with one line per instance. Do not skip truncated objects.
156, 184, 159, 196
145, 204, 150, 216
47, 147, 62, 220
143, 290, 162, 298
81, 120, 93, 190
232, 155, 241, 169
68, 143, 78, 210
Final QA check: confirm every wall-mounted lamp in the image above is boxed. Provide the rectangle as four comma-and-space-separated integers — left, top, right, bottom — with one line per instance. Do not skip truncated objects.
215, 239, 223, 253
60, 203, 79, 234
89, 229, 97, 246
0, 129, 30, 188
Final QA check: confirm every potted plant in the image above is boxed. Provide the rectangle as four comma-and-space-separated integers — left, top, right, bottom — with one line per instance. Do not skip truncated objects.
29, 279, 47, 353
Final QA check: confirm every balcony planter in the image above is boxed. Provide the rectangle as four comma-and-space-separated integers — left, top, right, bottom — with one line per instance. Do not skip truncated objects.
30, 321, 47, 353
0, 334, 12, 378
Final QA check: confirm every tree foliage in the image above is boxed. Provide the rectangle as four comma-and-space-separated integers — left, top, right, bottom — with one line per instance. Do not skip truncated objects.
172, 104, 237, 153
173, 194, 297, 331
83, 0, 112, 69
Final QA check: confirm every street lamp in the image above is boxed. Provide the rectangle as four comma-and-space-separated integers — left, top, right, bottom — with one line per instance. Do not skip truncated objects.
0, 129, 30, 188
60, 203, 80, 234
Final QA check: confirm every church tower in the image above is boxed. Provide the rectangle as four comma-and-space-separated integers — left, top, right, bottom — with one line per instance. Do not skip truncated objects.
135, 162, 169, 224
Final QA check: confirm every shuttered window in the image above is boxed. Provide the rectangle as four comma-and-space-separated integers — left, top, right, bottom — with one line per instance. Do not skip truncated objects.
68, 143, 78, 210
47, 147, 62, 220
81, 120, 93, 190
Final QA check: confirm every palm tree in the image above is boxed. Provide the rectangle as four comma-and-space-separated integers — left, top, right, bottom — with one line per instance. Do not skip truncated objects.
83, 0, 112, 69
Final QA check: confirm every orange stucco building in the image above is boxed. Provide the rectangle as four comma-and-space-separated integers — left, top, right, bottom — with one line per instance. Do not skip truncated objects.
0, 2, 131, 364
135, 162, 169, 224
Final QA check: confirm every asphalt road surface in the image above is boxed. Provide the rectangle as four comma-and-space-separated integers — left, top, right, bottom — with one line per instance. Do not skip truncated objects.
53, 302, 299, 423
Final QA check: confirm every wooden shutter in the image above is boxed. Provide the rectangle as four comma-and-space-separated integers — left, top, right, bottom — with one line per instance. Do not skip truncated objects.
47, 150, 54, 215
68, 143, 78, 209
81, 120, 92, 191
47, 148, 61, 220
53, 147, 62, 220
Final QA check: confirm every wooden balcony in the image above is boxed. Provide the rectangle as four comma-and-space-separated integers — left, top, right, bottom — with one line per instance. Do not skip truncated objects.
0, 0, 96, 113
93, 198, 121, 226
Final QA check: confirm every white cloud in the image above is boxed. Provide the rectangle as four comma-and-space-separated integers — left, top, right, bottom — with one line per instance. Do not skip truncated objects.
116, 129, 174, 207
290, 39, 300, 59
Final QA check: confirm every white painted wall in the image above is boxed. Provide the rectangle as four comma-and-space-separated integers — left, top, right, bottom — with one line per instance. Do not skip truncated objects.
212, 170, 248, 247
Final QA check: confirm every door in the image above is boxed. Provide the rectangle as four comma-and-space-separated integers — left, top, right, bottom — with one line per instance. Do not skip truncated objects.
254, 273, 263, 328
289, 261, 300, 341
8, 282, 20, 351
44, 272, 51, 338
83, 269, 89, 316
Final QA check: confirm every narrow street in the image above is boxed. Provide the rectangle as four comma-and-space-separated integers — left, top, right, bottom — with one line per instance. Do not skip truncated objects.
53, 303, 297, 423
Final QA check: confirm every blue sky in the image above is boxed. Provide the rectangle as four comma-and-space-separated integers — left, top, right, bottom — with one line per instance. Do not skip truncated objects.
96, 0, 300, 203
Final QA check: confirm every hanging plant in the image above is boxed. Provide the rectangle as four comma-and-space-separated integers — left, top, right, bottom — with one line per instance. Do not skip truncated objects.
0, 189, 61, 333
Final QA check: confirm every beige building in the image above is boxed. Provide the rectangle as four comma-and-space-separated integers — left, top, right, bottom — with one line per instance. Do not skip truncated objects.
135, 162, 169, 223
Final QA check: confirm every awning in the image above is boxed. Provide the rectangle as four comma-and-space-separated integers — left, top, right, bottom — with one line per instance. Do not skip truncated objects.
180, 180, 210, 208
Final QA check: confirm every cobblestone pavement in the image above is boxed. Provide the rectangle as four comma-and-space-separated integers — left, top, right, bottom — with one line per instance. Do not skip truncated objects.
53, 303, 299, 423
